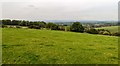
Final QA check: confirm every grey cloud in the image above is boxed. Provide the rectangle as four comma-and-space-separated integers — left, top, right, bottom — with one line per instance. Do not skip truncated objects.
28, 5, 35, 8
1, 0, 118, 20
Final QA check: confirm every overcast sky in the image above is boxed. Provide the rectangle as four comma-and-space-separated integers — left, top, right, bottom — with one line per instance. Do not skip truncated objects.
0, 0, 119, 21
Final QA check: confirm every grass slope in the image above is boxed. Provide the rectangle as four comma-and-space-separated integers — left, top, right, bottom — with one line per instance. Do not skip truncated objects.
96, 26, 119, 33
2, 28, 119, 64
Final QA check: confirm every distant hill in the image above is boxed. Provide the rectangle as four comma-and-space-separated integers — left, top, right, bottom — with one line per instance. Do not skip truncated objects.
44, 20, 118, 23
43, 20, 118, 26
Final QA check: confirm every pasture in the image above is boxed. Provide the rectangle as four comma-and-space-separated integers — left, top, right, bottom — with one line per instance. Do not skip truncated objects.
2, 28, 119, 64
95, 26, 119, 33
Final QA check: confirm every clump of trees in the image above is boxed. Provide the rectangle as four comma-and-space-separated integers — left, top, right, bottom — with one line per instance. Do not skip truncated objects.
85, 28, 120, 36
85, 28, 112, 36
28, 22, 46, 29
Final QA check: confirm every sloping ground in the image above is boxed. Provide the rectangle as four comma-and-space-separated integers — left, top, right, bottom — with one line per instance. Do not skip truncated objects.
96, 26, 119, 33
2, 28, 119, 64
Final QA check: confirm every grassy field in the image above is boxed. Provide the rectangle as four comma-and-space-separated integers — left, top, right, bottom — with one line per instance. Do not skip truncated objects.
0, 28, 2, 65
2, 28, 119, 64
95, 26, 119, 33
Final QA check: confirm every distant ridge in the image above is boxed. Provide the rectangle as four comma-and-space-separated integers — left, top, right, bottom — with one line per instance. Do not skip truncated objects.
44, 20, 118, 23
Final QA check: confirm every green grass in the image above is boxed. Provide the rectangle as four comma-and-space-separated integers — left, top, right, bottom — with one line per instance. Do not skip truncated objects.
2, 28, 119, 64
0, 28, 2, 65
95, 26, 119, 33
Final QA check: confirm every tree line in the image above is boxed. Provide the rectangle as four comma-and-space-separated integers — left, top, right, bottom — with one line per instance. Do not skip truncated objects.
1, 19, 84, 32
1, 19, 120, 36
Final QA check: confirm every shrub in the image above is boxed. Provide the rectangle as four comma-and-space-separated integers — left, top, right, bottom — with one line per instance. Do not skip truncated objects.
2, 25, 7, 28
85, 28, 98, 34
28, 25, 40, 29
98, 31, 104, 34
97, 29, 105, 31
16, 26, 21, 28
9, 26, 14, 28
65, 26, 71, 31
111, 32, 120, 36
28, 25, 35, 29
58, 26, 65, 31
97, 29, 111, 35
103, 31, 110, 35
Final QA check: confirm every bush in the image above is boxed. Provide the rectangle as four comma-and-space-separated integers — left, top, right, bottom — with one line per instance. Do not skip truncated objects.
2, 25, 7, 28
97, 29, 111, 35
28, 25, 35, 29
58, 26, 65, 31
35, 26, 41, 29
65, 26, 71, 31
102, 31, 110, 35
111, 32, 120, 36
28, 25, 40, 29
98, 31, 104, 34
85, 28, 98, 34
16, 26, 21, 28
97, 29, 105, 31
9, 26, 14, 28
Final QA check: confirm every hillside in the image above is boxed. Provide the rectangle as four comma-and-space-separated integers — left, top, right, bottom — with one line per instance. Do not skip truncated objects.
2, 28, 118, 64
96, 26, 119, 33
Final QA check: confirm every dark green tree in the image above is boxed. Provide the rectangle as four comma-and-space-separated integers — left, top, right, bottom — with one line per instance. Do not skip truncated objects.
2, 19, 11, 25
70, 22, 84, 32
39, 22, 46, 29
46, 22, 58, 30
12, 20, 21, 25
19, 20, 29, 26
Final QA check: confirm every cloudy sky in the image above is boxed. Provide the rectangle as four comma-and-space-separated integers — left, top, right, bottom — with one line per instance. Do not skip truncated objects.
0, 0, 119, 21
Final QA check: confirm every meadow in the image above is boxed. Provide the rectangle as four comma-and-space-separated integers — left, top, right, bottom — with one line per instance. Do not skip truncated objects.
2, 28, 119, 64
95, 26, 119, 33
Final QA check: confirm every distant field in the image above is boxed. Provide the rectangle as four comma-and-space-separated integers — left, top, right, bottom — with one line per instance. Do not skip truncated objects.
96, 26, 119, 33
2, 28, 119, 64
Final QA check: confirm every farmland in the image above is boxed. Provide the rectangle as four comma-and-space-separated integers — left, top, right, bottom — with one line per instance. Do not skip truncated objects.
2, 28, 119, 64
95, 26, 119, 33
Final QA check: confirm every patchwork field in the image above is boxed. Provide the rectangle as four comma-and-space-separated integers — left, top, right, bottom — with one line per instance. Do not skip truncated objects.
2, 28, 119, 64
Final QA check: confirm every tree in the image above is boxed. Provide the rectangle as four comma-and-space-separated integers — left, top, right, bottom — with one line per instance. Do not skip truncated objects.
2, 19, 11, 25
12, 20, 21, 25
46, 22, 58, 30
58, 25, 65, 31
70, 22, 84, 32
38, 22, 46, 29
41, 21, 46, 25
19, 20, 29, 26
